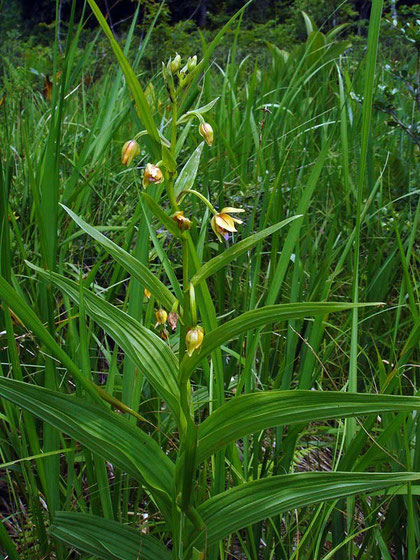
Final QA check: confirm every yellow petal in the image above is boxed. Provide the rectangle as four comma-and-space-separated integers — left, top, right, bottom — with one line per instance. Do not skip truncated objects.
215, 214, 237, 232
220, 207, 245, 214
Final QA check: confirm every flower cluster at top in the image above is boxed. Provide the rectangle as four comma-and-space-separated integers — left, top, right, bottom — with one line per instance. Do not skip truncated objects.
120, 53, 245, 357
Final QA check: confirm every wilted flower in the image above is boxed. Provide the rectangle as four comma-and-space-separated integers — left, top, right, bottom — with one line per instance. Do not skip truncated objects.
186, 326, 204, 357
211, 207, 244, 242
142, 163, 164, 188
172, 211, 192, 231
44, 75, 53, 101
155, 309, 168, 327
198, 122, 214, 146
160, 327, 169, 341
168, 311, 179, 331
121, 140, 140, 166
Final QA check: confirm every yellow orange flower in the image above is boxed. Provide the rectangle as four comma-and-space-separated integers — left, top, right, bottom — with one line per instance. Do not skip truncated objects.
142, 163, 164, 188
199, 122, 214, 146
172, 211, 192, 231
121, 140, 140, 166
186, 326, 204, 357
155, 308, 168, 327
211, 207, 244, 242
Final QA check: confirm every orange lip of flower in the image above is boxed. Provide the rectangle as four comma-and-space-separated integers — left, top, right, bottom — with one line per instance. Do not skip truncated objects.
211, 207, 244, 242
172, 211, 192, 231
143, 163, 164, 188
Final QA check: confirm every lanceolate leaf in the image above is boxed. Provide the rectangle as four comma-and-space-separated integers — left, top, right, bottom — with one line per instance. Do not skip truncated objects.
190, 215, 302, 286
86, 0, 160, 146
0, 274, 101, 404
177, 98, 220, 124
174, 142, 204, 197
28, 263, 183, 429
196, 390, 420, 463
52, 512, 170, 560
0, 379, 174, 516
180, 302, 377, 378
142, 192, 184, 239
61, 204, 177, 310
189, 472, 420, 549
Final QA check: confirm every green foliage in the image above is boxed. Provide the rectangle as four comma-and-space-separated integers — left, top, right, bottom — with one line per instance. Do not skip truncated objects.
0, 1, 419, 559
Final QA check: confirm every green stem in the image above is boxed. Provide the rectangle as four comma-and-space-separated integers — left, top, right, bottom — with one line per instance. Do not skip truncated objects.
182, 188, 217, 214
166, 100, 179, 211
167, 173, 178, 212
180, 238, 190, 360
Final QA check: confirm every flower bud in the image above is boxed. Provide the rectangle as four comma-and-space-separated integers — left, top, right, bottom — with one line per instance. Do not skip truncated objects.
187, 55, 197, 72
142, 163, 164, 188
155, 308, 168, 326
170, 54, 181, 74
121, 140, 140, 166
172, 211, 192, 231
144, 288, 151, 299
199, 122, 214, 146
185, 326, 204, 357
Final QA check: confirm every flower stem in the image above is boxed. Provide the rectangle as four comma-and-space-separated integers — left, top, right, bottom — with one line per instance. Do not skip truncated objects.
182, 189, 217, 214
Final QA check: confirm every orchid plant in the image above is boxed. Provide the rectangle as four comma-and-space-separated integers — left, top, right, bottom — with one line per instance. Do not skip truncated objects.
1, 1, 420, 560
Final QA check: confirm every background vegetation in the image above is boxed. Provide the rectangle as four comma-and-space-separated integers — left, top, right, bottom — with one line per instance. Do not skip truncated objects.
0, 0, 419, 559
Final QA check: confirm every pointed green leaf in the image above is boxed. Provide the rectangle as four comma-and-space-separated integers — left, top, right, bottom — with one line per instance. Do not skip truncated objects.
0, 379, 174, 515
52, 512, 170, 560
0, 275, 100, 404
189, 472, 420, 548
190, 216, 302, 286
177, 98, 220, 124
86, 0, 160, 145
197, 390, 420, 463
174, 142, 204, 197
142, 192, 183, 239
27, 263, 183, 429
181, 302, 378, 379
61, 204, 177, 310
161, 145, 177, 173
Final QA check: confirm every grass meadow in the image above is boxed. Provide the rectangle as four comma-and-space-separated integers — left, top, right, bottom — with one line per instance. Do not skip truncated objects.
0, 0, 419, 559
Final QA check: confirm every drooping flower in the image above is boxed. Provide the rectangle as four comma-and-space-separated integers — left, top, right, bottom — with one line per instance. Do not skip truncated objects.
198, 122, 214, 146
211, 207, 245, 242
172, 211, 192, 231
185, 326, 204, 357
121, 140, 140, 166
142, 163, 164, 188
155, 309, 168, 327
